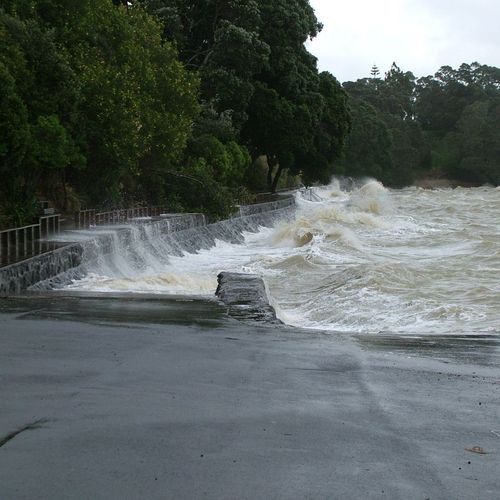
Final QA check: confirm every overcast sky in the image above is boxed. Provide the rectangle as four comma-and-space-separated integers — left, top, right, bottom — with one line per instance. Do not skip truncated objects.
307, 0, 499, 83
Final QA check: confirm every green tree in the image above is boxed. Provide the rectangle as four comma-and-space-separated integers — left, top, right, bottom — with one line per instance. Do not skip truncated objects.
141, 0, 269, 134
140, 0, 262, 211
0, 9, 80, 222
342, 62, 429, 186
416, 66, 478, 138
335, 97, 392, 181
452, 99, 500, 184
1, 1, 199, 214
144, 0, 350, 194
0, 59, 31, 225
370, 64, 380, 80
243, 0, 350, 191
293, 72, 351, 186
416, 62, 500, 183
67, 2, 199, 205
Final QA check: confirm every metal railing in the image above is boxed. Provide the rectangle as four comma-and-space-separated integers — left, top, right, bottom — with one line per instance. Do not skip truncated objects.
1, 203, 169, 266
74, 209, 96, 229
0, 214, 60, 266
0, 224, 40, 264
75, 206, 167, 229
39, 214, 61, 238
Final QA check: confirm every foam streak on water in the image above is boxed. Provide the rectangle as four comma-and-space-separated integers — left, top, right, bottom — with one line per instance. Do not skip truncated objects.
66, 181, 500, 335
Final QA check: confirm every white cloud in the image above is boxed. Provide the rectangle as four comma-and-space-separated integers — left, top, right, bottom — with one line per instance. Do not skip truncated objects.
308, 0, 500, 82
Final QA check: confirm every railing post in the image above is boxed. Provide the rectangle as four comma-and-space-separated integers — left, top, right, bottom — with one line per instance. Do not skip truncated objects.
15, 228, 19, 260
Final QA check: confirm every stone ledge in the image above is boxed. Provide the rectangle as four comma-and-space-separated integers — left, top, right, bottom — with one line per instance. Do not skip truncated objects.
215, 272, 282, 324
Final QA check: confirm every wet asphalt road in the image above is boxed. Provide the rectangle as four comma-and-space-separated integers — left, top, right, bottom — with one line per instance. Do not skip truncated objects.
0, 294, 499, 499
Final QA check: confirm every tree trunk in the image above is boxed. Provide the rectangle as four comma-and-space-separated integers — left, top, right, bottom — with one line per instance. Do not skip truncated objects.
267, 164, 275, 191
267, 155, 278, 192
270, 164, 284, 193
62, 169, 68, 211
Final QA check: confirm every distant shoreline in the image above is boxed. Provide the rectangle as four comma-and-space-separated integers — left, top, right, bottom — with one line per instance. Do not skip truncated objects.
413, 177, 484, 189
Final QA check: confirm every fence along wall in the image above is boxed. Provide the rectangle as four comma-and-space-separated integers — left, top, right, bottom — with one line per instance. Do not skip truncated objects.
1, 206, 173, 268
0, 215, 61, 267
0, 213, 205, 295
74, 206, 168, 229
0, 197, 296, 296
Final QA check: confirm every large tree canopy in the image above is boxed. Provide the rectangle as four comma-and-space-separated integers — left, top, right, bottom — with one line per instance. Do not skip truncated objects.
142, 0, 351, 192
342, 63, 429, 187
243, 0, 350, 191
415, 62, 500, 184
0, 0, 198, 224
4, 1, 497, 229
339, 61, 499, 187
1, 0, 352, 226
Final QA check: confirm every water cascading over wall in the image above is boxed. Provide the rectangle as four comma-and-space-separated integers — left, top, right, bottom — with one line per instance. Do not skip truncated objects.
0, 198, 297, 295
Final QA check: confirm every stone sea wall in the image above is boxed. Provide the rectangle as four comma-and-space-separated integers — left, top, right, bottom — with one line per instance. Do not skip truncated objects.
0, 198, 296, 295
216, 272, 282, 324
0, 213, 206, 295
236, 197, 295, 217
0, 244, 84, 295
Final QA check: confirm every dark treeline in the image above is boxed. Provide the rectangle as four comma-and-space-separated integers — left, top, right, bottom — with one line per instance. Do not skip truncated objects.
338, 62, 500, 187
1, 1, 499, 229
0, 0, 350, 226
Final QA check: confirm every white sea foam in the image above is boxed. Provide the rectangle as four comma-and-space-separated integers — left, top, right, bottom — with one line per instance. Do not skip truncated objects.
64, 179, 500, 335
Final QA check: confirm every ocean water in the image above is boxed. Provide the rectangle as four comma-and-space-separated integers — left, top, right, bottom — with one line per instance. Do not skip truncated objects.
65, 181, 500, 335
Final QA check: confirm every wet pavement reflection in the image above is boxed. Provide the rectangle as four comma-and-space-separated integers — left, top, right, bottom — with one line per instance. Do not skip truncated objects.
355, 332, 500, 367
0, 293, 226, 328
1, 292, 499, 368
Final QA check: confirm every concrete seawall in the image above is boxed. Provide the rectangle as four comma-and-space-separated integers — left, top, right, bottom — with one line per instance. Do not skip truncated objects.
0, 198, 296, 295
0, 213, 206, 295
216, 272, 282, 324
